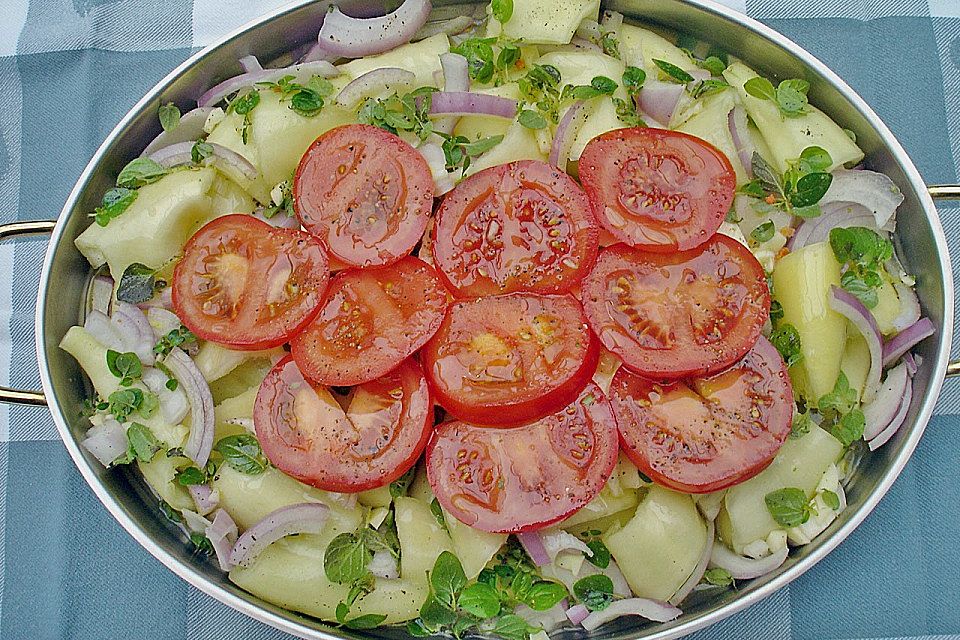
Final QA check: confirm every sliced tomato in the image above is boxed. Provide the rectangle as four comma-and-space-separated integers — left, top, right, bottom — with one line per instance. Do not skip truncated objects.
421, 292, 599, 426
610, 337, 793, 494
581, 236, 769, 379
432, 160, 599, 297
426, 384, 618, 532
290, 256, 449, 386
294, 123, 434, 268
254, 356, 432, 492
172, 214, 329, 350
579, 127, 735, 252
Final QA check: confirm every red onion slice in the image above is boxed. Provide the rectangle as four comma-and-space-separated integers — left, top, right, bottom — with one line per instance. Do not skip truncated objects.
828, 286, 883, 402
141, 367, 190, 425
668, 520, 715, 606
335, 67, 416, 109
229, 503, 331, 568
89, 275, 114, 315
429, 91, 518, 118
434, 53, 470, 135
541, 530, 593, 563
300, 41, 341, 64
81, 418, 128, 467
317, 0, 432, 58
238, 55, 262, 74
148, 141, 259, 181
84, 310, 123, 352
182, 508, 213, 533
549, 101, 589, 168
145, 307, 182, 338
163, 347, 215, 467
637, 79, 684, 128
709, 541, 788, 580
189, 484, 221, 516
787, 202, 879, 251
112, 301, 157, 366
142, 107, 214, 158
867, 377, 913, 451
206, 508, 239, 571
862, 362, 909, 441
882, 317, 934, 368
517, 531, 551, 566
566, 604, 590, 625
368, 549, 400, 579
515, 602, 569, 633
890, 282, 921, 333
581, 598, 682, 629
903, 352, 918, 376
820, 169, 904, 230
727, 106, 755, 177
198, 60, 338, 108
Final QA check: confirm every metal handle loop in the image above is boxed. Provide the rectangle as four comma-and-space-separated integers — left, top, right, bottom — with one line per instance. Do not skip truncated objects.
0, 220, 56, 406
929, 185, 960, 379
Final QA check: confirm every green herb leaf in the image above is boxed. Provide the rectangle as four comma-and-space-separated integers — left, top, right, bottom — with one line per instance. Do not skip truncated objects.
106, 350, 143, 386
590, 75, 618, 95
798, 146, 833, 173
452, 38, 496, 83
191, 140, 214, 164
116, 262, 158, 304
703, 567, 733, 587
622, 66, 646, 97
776, 78, 810, 116
585, 539, 611, 568
613, 97, 646, 127
764, 487, 812, 527
431, 550, 467, 608
491, 0, 513, 24
770, 299, 784, 325
407, 619, 432, 637
600, 33, 620, 59
389, 467, 416, 498
93, 187, 139, 227
750, 220, 776, 244
790, 411, 812, 439
691, 78, 729, 99
459, 582, 501, 618
116, 158, 168, 189
699, 55, 727, 76
126, 422, 161, 463
230, 90, 260, 115
737, 180, 765, 199
175, 466, 208, 486
743, 77, 776, 102
324, 532, 372, 584
829, 227, 894, 269
419, 593, 457, 629
822, 489, 841, 511
790, 172, 832, 208
290, 88, 325, 117
159, 499, 182, 523
106, 388, 149, 422
488, 614, 539, 640
840, 271, 879, 308
573, 574, 614, 612
190, 532, 214, 554
652, 58, 694, 84
158, 103, 181, 132
214, 434, 267, 475
819, 371, 858, 415
522, 581, 567, 611
153, 325, 196, 357
518, 109, 547, 129
751, 152, 785, 199
830, 408, 865, 447
770, 323, 803, 367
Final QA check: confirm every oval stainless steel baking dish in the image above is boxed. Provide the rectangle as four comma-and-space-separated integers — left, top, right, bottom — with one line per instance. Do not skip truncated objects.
1, 0, 957, 638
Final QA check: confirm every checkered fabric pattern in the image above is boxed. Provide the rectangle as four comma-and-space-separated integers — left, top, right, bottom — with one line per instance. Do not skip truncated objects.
1, 0, 959, 638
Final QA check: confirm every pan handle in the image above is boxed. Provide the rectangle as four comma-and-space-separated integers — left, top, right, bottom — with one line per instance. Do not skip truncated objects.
0, 220, 56, 406
929, 185, 960, 378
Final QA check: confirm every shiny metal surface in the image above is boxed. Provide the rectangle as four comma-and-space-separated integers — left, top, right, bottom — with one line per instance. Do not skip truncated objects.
19, 0, 955, 638
929, 186, 960, 378
0, 220, 54, 405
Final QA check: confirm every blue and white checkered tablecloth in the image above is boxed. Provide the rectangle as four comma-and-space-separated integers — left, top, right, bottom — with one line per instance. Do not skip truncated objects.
2, 0, 960, 638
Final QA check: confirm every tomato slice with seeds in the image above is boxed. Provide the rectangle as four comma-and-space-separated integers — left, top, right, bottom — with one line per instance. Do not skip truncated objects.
432, 160, 599, 297
579, 127, 735, 252
610, 337, 793, 494
421, 292, 599, 426
255, 356, 432, 492
581, 236, 769, 379
294, 123, 434, 268
172, 214, 329, 350
291, 256, 448, 386
426, 384, 618, 533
